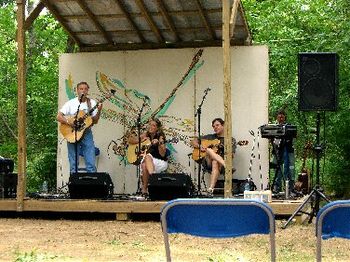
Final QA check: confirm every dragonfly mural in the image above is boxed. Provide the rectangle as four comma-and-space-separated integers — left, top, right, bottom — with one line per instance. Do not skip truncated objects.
63, 49, 204, 172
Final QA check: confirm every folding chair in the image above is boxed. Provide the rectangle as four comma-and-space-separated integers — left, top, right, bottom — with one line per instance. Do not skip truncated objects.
160, 198, 276, 262
316, 200, 350, 262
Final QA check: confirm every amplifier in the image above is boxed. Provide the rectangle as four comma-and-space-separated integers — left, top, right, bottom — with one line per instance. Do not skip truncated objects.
68, 172, 114, 199
0, 158, 14, 174
148, 173, 193, 200
0, 173, 17, 198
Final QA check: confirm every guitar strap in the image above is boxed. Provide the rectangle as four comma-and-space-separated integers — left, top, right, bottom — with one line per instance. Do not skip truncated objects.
86, 98, 92, 114
86, 98, 94, 127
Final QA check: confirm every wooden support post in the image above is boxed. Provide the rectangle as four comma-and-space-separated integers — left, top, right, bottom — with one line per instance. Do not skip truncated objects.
223, 0, 233, 198
16, 0, 27, 211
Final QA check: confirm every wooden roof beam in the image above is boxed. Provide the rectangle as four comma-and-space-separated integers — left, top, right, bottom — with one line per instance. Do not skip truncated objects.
229, 0, 240, 38
79, 38, 247, 52
24, 1, 45, 31
61, 8, 223, 20
74, 24, 246, 36
194, 0, 216, 40
41, 0, 82, 46
156, 0, 180, 42
112, 0, 145, 42
135, 0, 164, 43
75, 0, 113, 44
237, 1, 252, 44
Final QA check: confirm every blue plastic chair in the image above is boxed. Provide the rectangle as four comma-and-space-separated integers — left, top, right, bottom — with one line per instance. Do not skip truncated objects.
316, 200, 350, 261
160, 198, 276, 262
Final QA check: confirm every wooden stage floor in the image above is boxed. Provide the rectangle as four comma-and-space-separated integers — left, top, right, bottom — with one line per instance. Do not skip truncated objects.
0, 196, 304, 220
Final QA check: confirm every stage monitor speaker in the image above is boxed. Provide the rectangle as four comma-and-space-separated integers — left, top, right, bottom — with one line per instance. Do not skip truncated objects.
0, 173, 17, 198
68, 172, 114, 199
148, 173, 193, 201
298, 52, 338, 111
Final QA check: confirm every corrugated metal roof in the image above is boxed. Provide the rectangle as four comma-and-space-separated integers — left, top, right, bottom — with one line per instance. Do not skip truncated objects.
40, 0, 251, 51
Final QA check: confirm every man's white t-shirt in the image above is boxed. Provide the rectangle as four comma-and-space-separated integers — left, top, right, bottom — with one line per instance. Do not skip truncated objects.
60, 97, 98, 117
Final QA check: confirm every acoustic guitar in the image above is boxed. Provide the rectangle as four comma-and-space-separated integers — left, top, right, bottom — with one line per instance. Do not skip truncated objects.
60, 95, 110, 143
192, 139, 248, 162
127, 137, 179, 165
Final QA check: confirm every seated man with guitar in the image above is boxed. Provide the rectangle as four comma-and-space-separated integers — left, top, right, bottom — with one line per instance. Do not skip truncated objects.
57, 81, 103, 174
191, 118, 236, 196
128, 118, 168, 197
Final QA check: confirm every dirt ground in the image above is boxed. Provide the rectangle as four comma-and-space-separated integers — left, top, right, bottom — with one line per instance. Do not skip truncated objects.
0, 214, 349, 262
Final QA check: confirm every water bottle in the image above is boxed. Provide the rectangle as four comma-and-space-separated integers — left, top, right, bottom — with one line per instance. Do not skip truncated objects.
42, 181, 48, 194
244, 177, 251, 191
285, 179, 289, 199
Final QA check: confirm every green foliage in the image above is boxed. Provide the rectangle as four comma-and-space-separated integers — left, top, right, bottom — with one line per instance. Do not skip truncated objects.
0, 2, 67, 192
14, 248, 58, 262
243, 0, 350, 196
0, 2, 17, 161
0, 0, 349, 195
24, 12, 67, 192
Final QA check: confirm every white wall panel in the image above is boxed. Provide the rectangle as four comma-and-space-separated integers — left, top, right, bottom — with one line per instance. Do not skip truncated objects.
58, 46, 269, 194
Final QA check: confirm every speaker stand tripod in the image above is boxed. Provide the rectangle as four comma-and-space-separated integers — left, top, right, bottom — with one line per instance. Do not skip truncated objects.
282, 112, 330, 229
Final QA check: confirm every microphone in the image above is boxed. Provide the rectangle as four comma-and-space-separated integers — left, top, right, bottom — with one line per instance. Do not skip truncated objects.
205, 87, 211, 94
79, 94, 85, 102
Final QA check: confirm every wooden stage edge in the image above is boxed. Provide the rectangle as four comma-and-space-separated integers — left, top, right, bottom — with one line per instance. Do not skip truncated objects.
0, 198, 303, 219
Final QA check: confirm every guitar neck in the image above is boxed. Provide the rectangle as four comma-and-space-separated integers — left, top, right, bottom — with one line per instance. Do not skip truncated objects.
88, 97, 107, 115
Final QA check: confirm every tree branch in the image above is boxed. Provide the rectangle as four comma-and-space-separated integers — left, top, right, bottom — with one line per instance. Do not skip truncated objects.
0, 113, 18, 141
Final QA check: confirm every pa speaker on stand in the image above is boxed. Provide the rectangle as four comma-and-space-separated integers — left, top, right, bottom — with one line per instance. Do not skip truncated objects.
283, 52, 339, 229
298, 53, 339, 111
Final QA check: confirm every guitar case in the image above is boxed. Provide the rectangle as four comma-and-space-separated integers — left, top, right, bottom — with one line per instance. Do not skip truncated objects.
148, 173, 193, 200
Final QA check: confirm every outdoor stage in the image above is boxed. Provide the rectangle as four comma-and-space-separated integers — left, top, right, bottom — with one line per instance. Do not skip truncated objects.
0, 196, 303, 220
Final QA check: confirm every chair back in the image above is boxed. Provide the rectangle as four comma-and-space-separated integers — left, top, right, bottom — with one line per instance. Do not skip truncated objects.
316, 200, 350, 261
161, 198, 276, 262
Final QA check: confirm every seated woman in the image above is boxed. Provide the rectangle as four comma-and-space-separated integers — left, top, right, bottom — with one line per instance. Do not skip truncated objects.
128, 118, 168, 197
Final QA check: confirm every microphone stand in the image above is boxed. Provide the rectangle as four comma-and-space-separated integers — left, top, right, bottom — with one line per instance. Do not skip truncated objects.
194, 88, 211, 195
74, 95, 83, 175
135, 98, 148, 194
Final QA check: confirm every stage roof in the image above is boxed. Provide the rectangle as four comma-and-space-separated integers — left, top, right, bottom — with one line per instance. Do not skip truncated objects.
39, 0, 252, 51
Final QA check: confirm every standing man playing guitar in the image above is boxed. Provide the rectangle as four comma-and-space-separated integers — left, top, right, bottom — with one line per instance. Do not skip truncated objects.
57, 81, 103, 173
191, 118, 236, 196
128, 118, 168, 197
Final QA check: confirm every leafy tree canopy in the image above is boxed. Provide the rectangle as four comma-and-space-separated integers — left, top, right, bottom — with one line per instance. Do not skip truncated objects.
0, 0, 349, 195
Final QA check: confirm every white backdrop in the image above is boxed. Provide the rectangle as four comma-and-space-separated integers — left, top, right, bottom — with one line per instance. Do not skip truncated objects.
57, 46, 269, 194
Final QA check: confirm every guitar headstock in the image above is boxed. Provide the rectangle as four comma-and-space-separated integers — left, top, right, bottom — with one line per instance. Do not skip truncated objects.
170, 137, 179, 144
